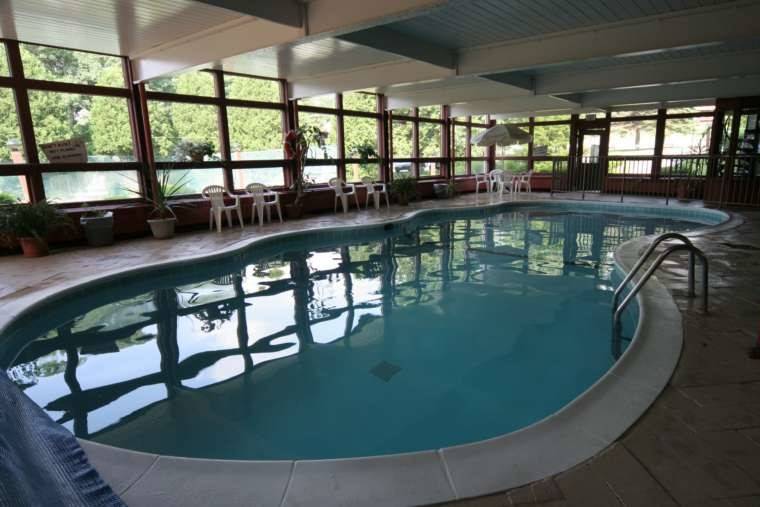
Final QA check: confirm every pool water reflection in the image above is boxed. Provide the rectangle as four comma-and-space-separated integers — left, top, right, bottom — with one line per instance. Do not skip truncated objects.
4, 209, 695, 460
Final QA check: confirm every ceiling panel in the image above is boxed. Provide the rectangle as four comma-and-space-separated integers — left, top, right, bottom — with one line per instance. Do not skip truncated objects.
0, 0, 243, 56
385, 0, 739, 50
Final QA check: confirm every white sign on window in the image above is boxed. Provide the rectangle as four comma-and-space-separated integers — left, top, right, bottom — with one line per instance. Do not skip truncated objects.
39, 139, 88, 163
533, 145, 548, 156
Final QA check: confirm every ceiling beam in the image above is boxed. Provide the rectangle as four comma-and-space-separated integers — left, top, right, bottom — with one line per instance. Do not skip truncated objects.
562, 75, 760, 108
192, 0, 302, 27
457, 1, 760, 77
289, 60, 453, 99
533, 50, 760, 95
482, 71, 534, 92
131, 0, 449, 82
336, 26, 455, 69
386, 78, 530, 109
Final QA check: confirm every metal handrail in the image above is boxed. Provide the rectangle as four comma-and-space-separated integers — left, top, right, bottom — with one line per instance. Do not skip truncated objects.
612, 243, 708, 337
612, 232, 695, 312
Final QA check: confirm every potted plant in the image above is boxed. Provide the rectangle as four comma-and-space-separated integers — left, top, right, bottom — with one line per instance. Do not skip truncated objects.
0, 200, 71, 257
125, 170, 190, 239
284, 126, 328, 219
390, 177, 417, 205
79, 203, 114, 247
174, 140, 215, 162
349, 142, 378, 181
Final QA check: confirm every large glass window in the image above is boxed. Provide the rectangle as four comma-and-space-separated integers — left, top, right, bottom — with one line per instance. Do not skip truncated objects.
418, 123, 442, 158
298, 112, 337, 158
392, 120, 413, 158
232, 167, 285, 188
146, 71, 215, 96
419, 161, 442, 177
227, 107, 283, 160
42, 171, 139, 202
418, 105, 441, 119
470, 127, 488, 157
663, 116, 713, 155
224, 75, 280, 102
148, 101, 220, 161
533, 124, 570, 156
298, 94, 336, 109
20, 44, 125, 87
344, 116, 378, 158
342, 92, 376, 113
609, 120, 657, 157
346, 163, 379, 182
454, 125, 467, 158
0, 175, 28, 202
303, 163, 337, 184
167, 168, 224, 195
0, 88, 24, 164
29, 91, 135, 162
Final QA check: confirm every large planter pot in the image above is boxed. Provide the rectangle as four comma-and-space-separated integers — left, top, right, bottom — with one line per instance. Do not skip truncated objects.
284, 203, 304, 220
80, 212, 114, 247
147, 218, 176, 239
18, 237, 49, 257
396, 194, 410, 206
433, 183, 452, 199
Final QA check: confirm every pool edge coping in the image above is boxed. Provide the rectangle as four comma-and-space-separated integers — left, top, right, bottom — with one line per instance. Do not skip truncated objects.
0, 198, 738, 506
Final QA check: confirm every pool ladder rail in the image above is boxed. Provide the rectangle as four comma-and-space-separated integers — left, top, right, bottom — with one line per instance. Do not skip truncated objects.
612, 232, 709, 343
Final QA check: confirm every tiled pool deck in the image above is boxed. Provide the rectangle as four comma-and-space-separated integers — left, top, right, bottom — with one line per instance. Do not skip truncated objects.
1, 192, 759, 506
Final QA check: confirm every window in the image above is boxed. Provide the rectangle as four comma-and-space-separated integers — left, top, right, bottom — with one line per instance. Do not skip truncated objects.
227, 107, 283, 160
418, 123, 442, 158
503, 116, 529, 124
470, 128, 488, 157
342, 92, 376, 113
534, 114, 571, 122
146, 71, 215, 97
392, 108, 413, 117
0, 176, 28, 202
42, 171, 139, 202
344, 116, 378, 158
298, 94, 336, 109
533, 124, 570, 156
298, 112, 337, 158
167, 168, 224, 195
471, 160, 486, 173
232, 167, 285, 189
346, 163, 379, 181
496, 143, 528, 157
454, 160, 467, 176
663, 116, 713, 155
419, 161, 442, 177
666, 105, 715, 115
148, 101, 220, 161
0, 44, 9, 76
224, 75, 280, 102
20, 44, 125, 87
611, 110, 657, 118
0, 88, 24, 163
392, 120, 414, 158
496, 159, 528, 173
303, 163, 337, 184
471, 115, 489, 125
418, 105, 441, 119
29, 91, 136, 162
609, 120, 657, 157
454, 125, 467, 158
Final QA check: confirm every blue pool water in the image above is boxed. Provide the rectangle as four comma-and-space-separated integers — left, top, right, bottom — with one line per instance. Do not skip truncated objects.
2, 206, 705, 460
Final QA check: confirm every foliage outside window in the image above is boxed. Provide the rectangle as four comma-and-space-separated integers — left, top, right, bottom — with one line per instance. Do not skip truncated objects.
503, 116, 529, 124
471, 115, 489, 125
344, 116, 378, 159
167, 168, 225, 195
392, 108, 413, 116
146, 71, 215, 97
663, 116, 712, 155
227, 107, 284, 160
20, 44, 125, 87
342, 92, 376, 113
0, 88, 24, 163
299, 94, 336, 109
232, 167, 284, 189
224, 75, 280, 102
533, 124, 570, 156
0, 44, 9, 76
534, 114, 571, 122
392, 120, 414, 158
346, 163, 379, 181
418, 105, 441, 119
42, 171, 140, 203
418, 123, 442, 158
148, 101, 220, 161
454, 160, 467, 176
496, 159, 528, 173
609, 120, 657, 156
419, 161, 441, 177
454, 125, 467, 158
298, 113, 337, 184
611, 110, 658, 118
303, 163, 337, 184
29, 91, 135, 162
470, 128, 488, 157
0, 176, 28, 203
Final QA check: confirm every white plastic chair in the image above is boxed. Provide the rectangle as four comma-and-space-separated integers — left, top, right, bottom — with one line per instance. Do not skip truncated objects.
360, 177, 389, 209
474, 172, 490, 194
328, 177, 360, 213
246, 183, 282, 227
515, 170, 533, 194
489, 169, 514, 196
202, 185, 244, 233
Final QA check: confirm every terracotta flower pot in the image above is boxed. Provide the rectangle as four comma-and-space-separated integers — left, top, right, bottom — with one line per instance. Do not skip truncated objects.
18, 237, 49, 257
147, 218, 177, 239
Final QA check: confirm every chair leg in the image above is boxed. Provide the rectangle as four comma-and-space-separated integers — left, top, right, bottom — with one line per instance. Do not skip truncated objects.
341, 195, 348, 213
266, 206, 271, 223
209, 209, 213, 231
334, 195, 338, 213
366, 191, 371, 209
354, 193, 360, 210
257, 205, 264, 227
384, 192, 389, 208
276, 202, 283, 223
215, 209, 222, 233
236, 206, 244, 229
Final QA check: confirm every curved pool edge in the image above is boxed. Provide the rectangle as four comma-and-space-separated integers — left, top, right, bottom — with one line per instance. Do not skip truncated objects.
1, 199, 736, 506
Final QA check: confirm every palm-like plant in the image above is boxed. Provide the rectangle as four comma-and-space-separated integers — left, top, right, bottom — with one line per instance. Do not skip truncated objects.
284, 126, 328, 207
123, 169, 191, 220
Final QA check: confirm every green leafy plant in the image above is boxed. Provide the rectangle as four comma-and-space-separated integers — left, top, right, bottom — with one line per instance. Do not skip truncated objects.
123, 170, 191, 220
349, 142, 378, 165
284, 126, 328, 206
390, 177, 417, 204
0, 192, 17, 205
0, 200, 71, 240
173, 140, 215, 162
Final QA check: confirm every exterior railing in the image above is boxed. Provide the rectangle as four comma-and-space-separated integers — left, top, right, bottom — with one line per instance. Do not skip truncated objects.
551, 155, 760, 208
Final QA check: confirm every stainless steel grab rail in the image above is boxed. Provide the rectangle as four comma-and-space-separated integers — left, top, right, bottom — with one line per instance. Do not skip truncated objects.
612, 236, 708, 339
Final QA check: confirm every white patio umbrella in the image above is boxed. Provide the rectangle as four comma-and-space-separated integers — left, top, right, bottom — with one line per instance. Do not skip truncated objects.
471, 124, 531, 147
